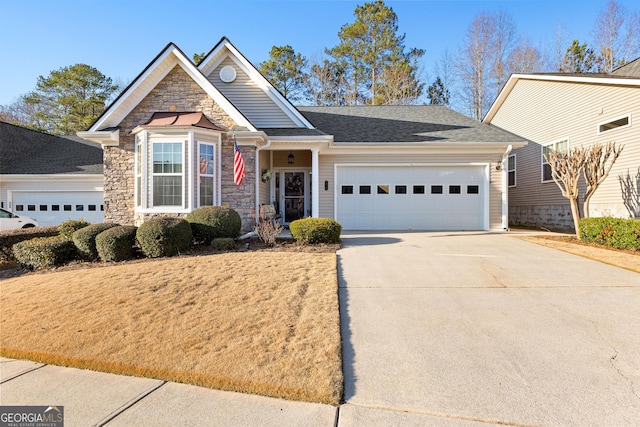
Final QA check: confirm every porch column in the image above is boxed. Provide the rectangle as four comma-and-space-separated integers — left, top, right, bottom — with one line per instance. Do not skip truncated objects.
311, 147, 319, 217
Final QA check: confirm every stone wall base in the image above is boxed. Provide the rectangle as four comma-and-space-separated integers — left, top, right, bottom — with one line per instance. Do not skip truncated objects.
509, 204, 574, 232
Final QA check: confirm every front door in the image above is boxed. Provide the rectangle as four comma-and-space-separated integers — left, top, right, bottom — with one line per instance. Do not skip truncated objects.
278, 171, 308, 223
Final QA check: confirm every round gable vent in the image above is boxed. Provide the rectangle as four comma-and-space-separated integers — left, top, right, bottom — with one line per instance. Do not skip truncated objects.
219, 65, 237, 83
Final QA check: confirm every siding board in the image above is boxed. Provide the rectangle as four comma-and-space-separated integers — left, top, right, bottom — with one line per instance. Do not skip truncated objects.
490, 78, 640, 222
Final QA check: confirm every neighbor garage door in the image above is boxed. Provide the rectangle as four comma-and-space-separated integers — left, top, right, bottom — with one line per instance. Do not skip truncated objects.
11, 191, 104, 226
336, 165, 487, 231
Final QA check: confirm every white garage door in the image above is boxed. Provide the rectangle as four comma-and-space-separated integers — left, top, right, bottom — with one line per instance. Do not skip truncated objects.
11, 191, 104, 226
336, 165, 487, 231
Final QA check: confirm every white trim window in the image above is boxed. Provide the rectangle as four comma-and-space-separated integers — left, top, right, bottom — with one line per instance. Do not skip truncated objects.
597, 113, 631, 135
508, 154, 516, 187
542, 139, 568, 182
198, 142, 215, 206
152, 142, 184, 206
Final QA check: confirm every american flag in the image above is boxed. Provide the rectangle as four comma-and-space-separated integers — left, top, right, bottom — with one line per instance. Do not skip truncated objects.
233, 141, 245, 186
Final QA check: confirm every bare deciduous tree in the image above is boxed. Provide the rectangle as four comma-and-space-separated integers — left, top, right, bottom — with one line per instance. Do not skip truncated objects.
507, 38, 545, 74
457, 9, 517, 120
457, 11, 494, 120
545, 146, 587, 237
593, 0, 640, 72
583, 141, 624, 217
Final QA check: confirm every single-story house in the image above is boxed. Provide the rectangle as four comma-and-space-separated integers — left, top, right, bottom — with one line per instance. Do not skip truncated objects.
483, 59, 640, 231
78, 37, 526, 232
0, 121, 104, 226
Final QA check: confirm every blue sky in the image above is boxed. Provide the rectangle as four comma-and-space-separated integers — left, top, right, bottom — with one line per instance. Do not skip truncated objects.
0, 0, 635, 106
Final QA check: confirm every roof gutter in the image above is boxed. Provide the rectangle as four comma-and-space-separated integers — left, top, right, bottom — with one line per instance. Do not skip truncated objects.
77, 129, 120, 147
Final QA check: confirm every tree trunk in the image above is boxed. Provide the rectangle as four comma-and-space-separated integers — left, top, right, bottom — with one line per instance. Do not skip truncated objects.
583, 191, 593, 218
570, 197, 582, 239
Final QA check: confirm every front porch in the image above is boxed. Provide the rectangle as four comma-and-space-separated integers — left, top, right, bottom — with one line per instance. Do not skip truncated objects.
257, 148, 320, 225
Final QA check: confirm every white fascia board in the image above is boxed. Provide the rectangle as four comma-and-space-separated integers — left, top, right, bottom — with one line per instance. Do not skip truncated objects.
91, 45, 254, 132
325, 144, 513, 157
268, 135, 334, 143
90, 47, 176, 131
77, 129, 120, 147
484, 73, 640, 123
219, 41, 314, 129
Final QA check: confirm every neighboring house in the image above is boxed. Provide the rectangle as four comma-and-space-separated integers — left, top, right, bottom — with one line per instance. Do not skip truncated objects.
0, 121, 104, 226
484, 61, 640, 231
78, 37, 525, 232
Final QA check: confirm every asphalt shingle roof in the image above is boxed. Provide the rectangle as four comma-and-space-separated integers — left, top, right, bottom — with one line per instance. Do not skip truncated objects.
297, 105, 525, 144
611, 57, 640, 77
0, 121, 103, 175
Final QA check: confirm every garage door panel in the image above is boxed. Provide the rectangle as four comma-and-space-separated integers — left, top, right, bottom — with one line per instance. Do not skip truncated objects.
336, 166, 486, 231
12, 191, 104, 226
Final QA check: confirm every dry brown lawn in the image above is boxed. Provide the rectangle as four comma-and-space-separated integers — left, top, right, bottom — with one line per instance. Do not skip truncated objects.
518, 234, 640, 273
0, 251, 343, 405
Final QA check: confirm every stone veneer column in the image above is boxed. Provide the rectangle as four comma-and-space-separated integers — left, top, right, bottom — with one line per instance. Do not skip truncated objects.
220, 136, 256, 232
103, 146, 135, 225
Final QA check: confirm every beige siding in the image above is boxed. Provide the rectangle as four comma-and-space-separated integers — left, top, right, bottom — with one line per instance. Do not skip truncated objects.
318, 152, 505, 228
258, 149, 270, 205
491, 78, 640, 220
209, 58, 297, 128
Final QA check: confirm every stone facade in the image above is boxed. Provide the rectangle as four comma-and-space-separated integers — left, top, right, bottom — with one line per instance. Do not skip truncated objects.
509, 204, 574, 232
103, 65, 259, 230
221, 136, 256, 231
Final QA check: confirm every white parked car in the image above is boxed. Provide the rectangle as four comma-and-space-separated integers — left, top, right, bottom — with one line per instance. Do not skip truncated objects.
0, 207, 39, 231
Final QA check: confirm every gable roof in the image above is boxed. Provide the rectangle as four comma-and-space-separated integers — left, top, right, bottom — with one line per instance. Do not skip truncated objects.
611, 57, 640, 77
298, 106, 526, 145
484, 72, 640, 123
198, 37, 314, 129
88, 42, 254, 133
0, 121, 103, 175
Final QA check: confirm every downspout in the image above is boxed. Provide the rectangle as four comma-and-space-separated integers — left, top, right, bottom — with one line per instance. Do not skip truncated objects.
255, 138, 272, 225
501, 145, 513, 231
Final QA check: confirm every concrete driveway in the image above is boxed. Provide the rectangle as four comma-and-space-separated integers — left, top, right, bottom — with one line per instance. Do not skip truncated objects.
337, 231, 640, 426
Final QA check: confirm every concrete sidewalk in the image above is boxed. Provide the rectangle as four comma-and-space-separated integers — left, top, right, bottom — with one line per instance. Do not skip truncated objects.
0, 358, 338, 426
1, 358, 491, 427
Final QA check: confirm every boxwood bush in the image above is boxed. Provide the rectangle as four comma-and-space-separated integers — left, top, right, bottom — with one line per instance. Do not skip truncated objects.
13, 235, 77, 270
0, 226, 59, 265
186, 206, 241, 244
59, 219, 90, 239
211, 237, 236, 251
96, 225, 138, 262
579, 217, 640, 251
289, 218, 341, 244
136, 217, 193, 258
73, 223, 119, 260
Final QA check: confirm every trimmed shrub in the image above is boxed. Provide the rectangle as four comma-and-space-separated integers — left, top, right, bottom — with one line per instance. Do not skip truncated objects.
96, 225, 138, 262
73, 223, 119, 260
186, 206, 241, 243
136, 217, 193, 258
289, 218, 342, 244
13, 235, 77, 270
211, 237, 236, 251
59, 219, 90, 239
579, 217, 640, 251
0, 226, 59, 265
